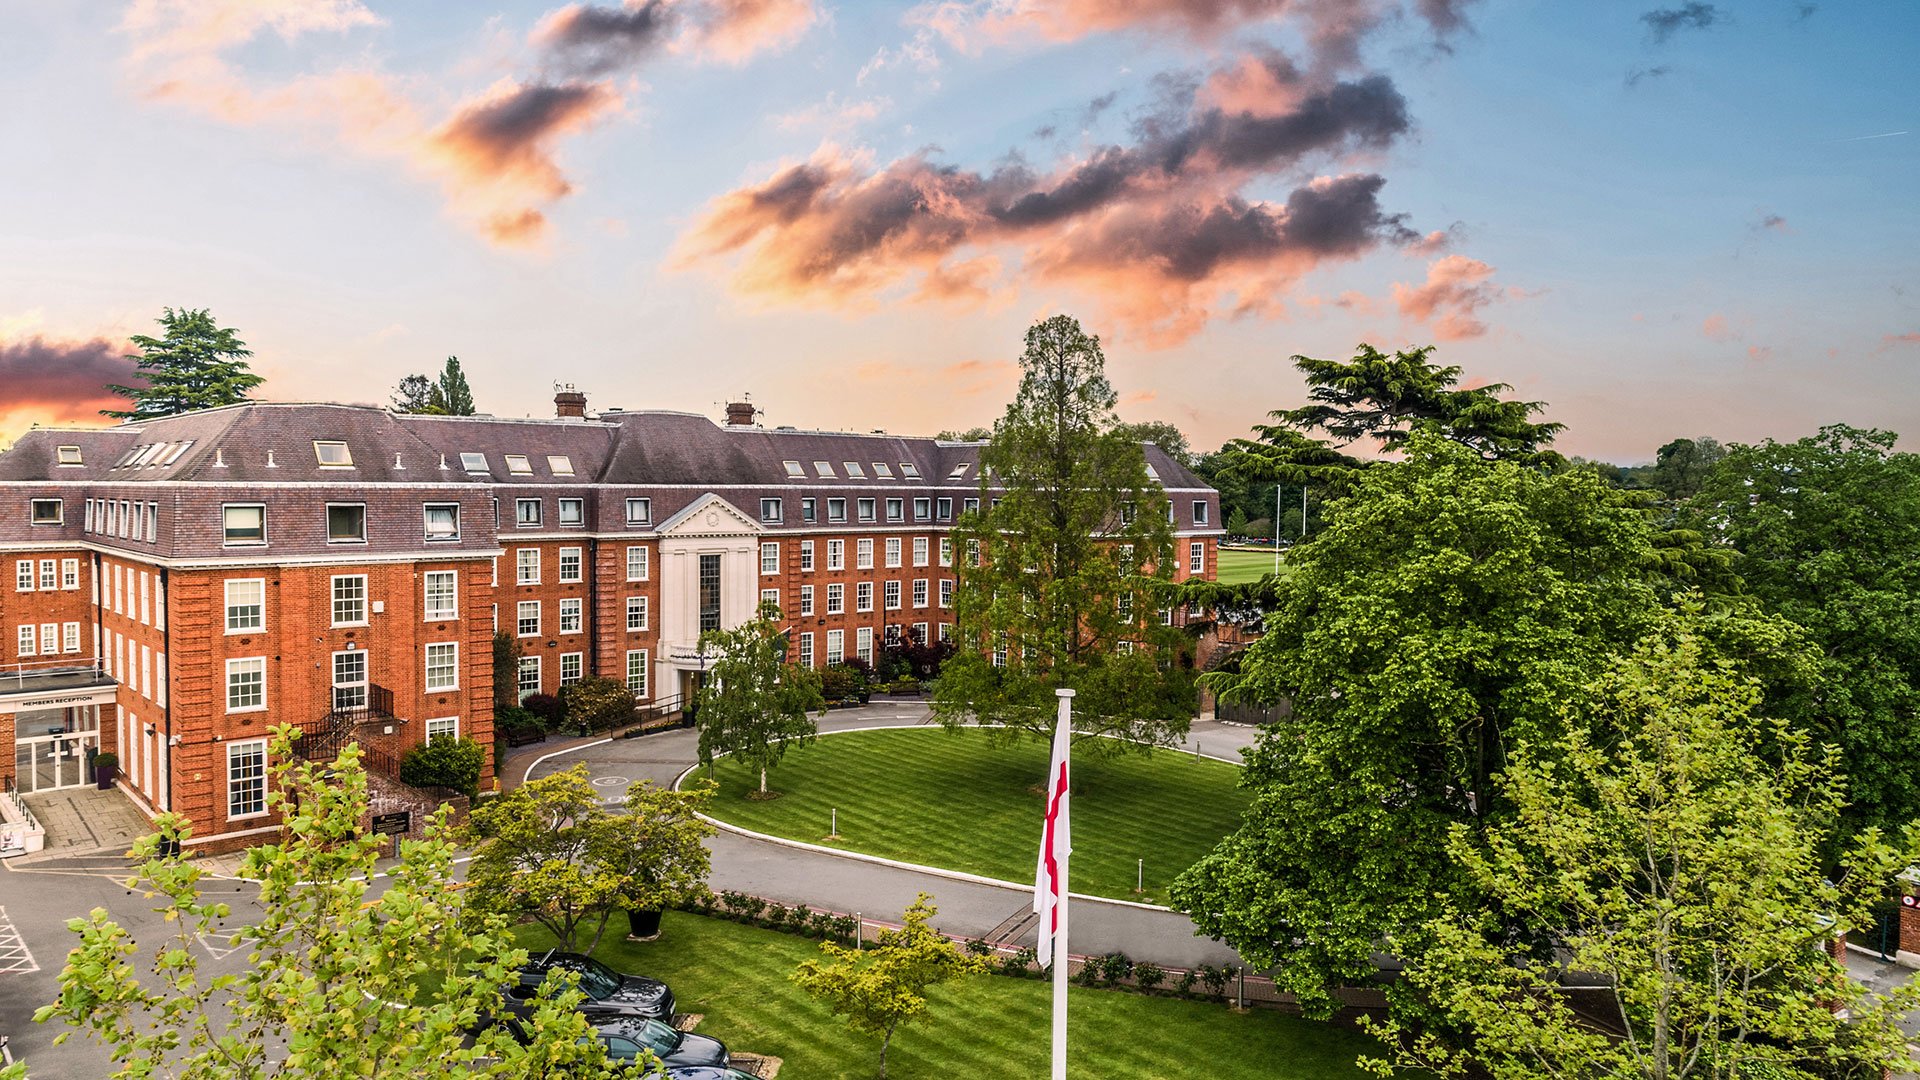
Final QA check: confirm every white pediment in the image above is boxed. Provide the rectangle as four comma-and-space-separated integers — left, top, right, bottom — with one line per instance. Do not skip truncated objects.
655, 492, 764, 537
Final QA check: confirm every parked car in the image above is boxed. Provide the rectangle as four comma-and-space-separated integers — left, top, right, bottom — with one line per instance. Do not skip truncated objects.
591, 1017, 729, 1071
504, 949, 675, 1022
665, 1068, 760, 1080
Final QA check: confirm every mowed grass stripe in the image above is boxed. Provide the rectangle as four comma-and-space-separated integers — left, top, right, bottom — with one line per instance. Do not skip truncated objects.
700, 727, 1249, 903
526, 913, 1378, 1079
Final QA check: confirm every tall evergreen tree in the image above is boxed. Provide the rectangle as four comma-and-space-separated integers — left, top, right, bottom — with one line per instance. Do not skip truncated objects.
433, 356, 477, 415
103, 307, 263, 419
932, 314, 1195, 751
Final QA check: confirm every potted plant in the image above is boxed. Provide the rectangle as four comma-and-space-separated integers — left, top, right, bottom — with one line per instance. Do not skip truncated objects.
92, 751, 119, 790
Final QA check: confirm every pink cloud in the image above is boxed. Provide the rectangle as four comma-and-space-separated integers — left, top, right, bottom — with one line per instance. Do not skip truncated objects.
1701, 313, 1737, 342
1391, 254, 1511, 340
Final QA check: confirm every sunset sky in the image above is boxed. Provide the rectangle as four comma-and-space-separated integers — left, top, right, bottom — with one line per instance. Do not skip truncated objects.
1, 0, 1914, 462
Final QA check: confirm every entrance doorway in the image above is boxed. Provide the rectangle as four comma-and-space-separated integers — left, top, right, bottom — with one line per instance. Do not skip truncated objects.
10, 707, 101, 793
680, 671, 706, 724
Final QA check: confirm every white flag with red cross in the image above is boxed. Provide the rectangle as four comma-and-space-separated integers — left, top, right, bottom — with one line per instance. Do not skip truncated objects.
1034, 696, 1072, 969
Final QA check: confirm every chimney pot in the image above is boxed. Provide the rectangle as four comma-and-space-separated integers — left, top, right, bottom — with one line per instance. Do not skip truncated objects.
725, 401, 756, 426
554, 388, 588, 419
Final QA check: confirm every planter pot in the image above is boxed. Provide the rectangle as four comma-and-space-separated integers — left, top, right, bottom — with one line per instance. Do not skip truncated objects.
626, 908, 663, 940
95, 763, 115, 790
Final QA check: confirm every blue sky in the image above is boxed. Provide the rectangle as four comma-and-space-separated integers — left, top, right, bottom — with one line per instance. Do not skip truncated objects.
0, 0, 1913, 461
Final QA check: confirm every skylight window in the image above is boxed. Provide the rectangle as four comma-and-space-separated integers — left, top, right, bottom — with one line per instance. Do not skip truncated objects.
112, 446, 143, 468
814, 461, 835, 478
460, 452, 488, 473
504, 454, 533, 475
161, 441, 194, 465
783, 460, 806, 478
314, 441, 353, 467
872, 462, 894, 478
55, 446, 82, 465
844, 462, 866, 478
131, 444, 166, 467
1145, 463, 1160, 481
547, 455, 575, 476
899, 461, 920, 479
947, 463, 971, 480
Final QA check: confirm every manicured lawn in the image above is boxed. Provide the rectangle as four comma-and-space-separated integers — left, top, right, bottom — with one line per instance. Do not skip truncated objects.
1216, 546, 1286, 585
698, 727, 1248, 904
521, 912, 1378, 1080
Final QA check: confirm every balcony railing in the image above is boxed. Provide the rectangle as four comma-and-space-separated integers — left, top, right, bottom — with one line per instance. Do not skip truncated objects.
294, 684, 396, 764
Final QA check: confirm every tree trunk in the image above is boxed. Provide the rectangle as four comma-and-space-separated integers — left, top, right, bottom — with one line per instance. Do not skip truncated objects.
880, 1023, 895, 1079
760, 766, 768, 794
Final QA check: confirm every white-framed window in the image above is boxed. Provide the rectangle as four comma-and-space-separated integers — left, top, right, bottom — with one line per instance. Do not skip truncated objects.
425, 716, 459, 743
225, 578, 265, 632
761, 542, 780, 575
826, 629, 844, 664
1160, 606, 1175, 626
885, 537, 901, 567
425, 642, 459, 691
326, 503, 366, 543
331, 650, 368, 711
913, 621, 929, 644
798, 632, 814, 668
1189, 541, 1204, 574
826, 583, 844, 614
827, 540, 845, 570
560, 597, 583, 633
548, 455, 575, 476
223, 503, 265, 545
856, 626, 873, 663
913, 537, 929, 567
61, 558, 78, 589
844, 461, 866, 479
558, 498, 584, 527
1119, 591, 1134, 621
799, 585, 814, 616
13, 560, 29, 592
459, 452, 488, 473
1193, 500, 1209, 525
801, 497, 817, 523
857, 538, 874, 570
939, 622, 953, 642
814, 460, 835, 478
913, 579, 928, 608
858, 498, 876, 522
424, 570, 458, 620
626, 595, 649, 631
559, 652, 583, 685
964, 497, 980, 515
993, 635, 1008, 668
62, 622, 80, 653
424, 503, 460, 541
626, 498, 652, 526
760, 498, 783, 523
884, 580, 902, 610
331, 575, 368, 626
517, 601, 540, 636
40, 559, 57, 590
507, 454, 535, 475
886, 498, 903, 523
783, 460, 805, 478
559, 547, 583, 583
884, 623, 901, 646
517, 656, 541, 700
39, 622, 57, 658
516, 548, 541, 585
56, 445, 82, 466
29, 498, 62, 525
226, 657, 267, 712
15, 625, 35, 656
939, 538, 953, 567
827, 498, 846, 523
939, 579, 954, 608
800, 540, 815, 572
626, 649, 649, 695
857, 581, 874, 612
937, 497, 953, 521
967, 539, 982, 566
914, 498, 931, 521
313, 440, 353, 467
515, 498, 541, 527
626, 546, 650, 581
227, 740, 268, 819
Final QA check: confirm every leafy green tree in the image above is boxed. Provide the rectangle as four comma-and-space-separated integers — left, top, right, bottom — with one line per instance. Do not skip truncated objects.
103, 307, 264, 420
1172, 433, 1784, 1015
935, 426, 992, 441
695, 603, 824, 795
398, 735, 486, 797
392, 372, 442, 413
1647, 435, 1724, 500
1365, 631, 1919, 1080
494, 630, 524, 713
1687, 424, 1920, 842
934, 315, 1195, 750
1114, 419, 1193, 465
433, 356, 477, 415
466, 765, 714, 952
792, 893, 987, 1079
34, 733, 641, 1079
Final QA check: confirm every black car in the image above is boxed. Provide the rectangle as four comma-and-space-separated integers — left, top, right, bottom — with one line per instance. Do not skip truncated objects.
506, 949, 676, 1022
665, 1068, 760, 1080
592, 1016, 729, 1071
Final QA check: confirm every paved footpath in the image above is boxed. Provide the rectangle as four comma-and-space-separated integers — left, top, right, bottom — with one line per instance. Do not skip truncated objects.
511, 703, 1262, 970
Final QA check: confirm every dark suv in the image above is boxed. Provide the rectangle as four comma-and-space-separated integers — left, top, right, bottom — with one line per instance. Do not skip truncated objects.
505, 950, 676, 1023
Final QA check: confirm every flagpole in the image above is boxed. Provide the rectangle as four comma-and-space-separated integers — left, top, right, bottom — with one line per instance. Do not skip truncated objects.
1052, 688, 1073, 1080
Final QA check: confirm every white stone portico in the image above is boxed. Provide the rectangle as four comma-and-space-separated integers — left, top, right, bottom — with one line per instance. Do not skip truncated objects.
654, 493, 763, 703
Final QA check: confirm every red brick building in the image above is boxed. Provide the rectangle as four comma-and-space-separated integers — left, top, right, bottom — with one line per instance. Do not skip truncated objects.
0, 397, 1220, 851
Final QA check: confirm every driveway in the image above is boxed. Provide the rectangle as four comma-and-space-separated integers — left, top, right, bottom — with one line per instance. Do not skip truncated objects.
512, 702, 1262, 970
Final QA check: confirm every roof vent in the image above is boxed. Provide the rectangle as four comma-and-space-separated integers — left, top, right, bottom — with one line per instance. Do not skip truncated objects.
554, 384, 587, 419
725, 401, 757, 426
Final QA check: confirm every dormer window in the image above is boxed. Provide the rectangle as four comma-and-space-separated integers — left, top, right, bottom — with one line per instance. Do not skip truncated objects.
504, 454, 533, 475
783, 460, 805, 478
844, 462, 866, 478
55, 446, 82, 465
313, 441, 352, 467
948, 463, 971, 480
814, 461, 835, 478
625, 498, 652, 526
547, 455, 575, 476
872, 462, 893, 478
899, 461, 920, 479
460, 452, 488, 473
30, 499, 62, 525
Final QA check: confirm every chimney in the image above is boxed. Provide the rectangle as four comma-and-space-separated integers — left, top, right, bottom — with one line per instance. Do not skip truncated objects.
725, 401, 757, 426
554, 385, 587, 419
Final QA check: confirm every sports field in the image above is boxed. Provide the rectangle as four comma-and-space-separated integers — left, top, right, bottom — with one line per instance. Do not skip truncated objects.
1215, 546, 1285, 585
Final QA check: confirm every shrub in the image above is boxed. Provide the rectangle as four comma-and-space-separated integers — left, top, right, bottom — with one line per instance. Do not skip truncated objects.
831, 915, 859, 943
1074, 960, 1101, 986
737, 895, 767, 923
1175, 969, 1198, 997
559, 676, 636, 733
819, 665, 863, 702
521, 693, 565, 726
806, 910, 836, 939
1199, 964, 1231, 999
765, 903, 790, 928
963, 938, 995, 958
1097, 951, 1133, 987
398, 737, 485, 798
1133, 961, 1166, 992
495, 705, 543, 732
1002, 946, 1038, 978
785, 905, 811, 932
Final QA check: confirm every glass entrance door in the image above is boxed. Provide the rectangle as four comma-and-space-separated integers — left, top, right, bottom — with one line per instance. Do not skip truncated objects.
10, 707, 99, 793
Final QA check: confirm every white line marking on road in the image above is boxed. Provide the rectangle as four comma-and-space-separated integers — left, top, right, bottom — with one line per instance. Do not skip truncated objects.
0, 906, 40, 974
196, 928, 252, 961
